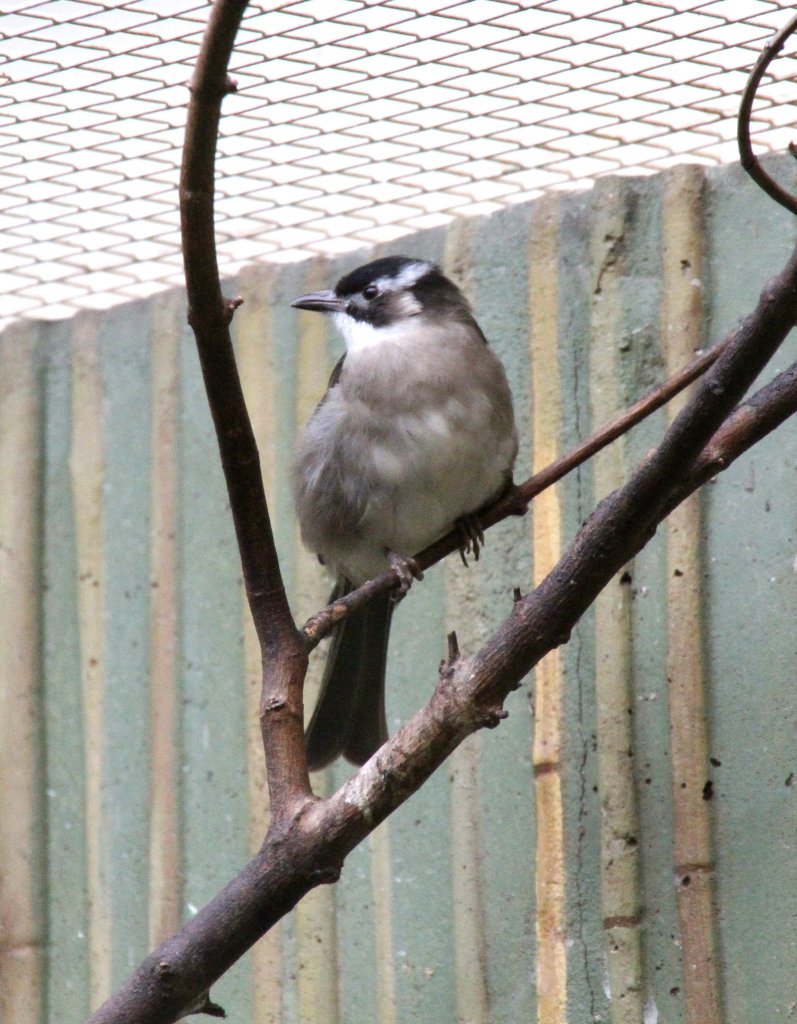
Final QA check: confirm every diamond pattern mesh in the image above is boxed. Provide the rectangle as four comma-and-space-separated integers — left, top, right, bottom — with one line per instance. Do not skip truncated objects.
2, 0, 796, 326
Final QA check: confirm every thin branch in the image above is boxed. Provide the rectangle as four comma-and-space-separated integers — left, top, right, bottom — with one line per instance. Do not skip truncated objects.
179, 0, 311, 823
738, 11, 797, 216
636, 353, 797, 549
180, 0, 289, 651
301, 327, 726, 649
675, 357, 797, 506
464, 242, 797, 705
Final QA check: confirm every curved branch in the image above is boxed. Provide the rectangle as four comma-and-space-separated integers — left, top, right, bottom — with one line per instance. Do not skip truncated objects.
301, 324, 727, 648
180, 0, 310, 816
738, 11, 797, 215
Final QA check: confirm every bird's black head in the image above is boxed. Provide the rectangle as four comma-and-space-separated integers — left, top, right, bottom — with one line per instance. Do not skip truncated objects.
335, 256, 469, 326
292, 256, 469, 329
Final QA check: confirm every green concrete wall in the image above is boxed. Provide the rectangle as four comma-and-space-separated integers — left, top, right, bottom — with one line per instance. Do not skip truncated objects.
1, 160, 796, 1024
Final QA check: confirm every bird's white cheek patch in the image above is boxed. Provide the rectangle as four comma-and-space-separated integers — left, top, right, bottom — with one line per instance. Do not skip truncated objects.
393, 291, 422, 318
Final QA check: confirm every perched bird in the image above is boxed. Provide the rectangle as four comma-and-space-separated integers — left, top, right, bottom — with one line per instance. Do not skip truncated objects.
292, 256, 518, 769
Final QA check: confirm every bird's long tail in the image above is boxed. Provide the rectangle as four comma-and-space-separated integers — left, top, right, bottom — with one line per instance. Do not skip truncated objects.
305, 579, 393, 771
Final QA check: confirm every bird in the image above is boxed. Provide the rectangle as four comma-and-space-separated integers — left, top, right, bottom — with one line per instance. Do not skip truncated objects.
291, 255, 518, 770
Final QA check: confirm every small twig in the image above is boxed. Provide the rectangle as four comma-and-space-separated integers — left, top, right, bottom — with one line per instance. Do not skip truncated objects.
302, 333, 726, 649
182, 989, 226, 1019
447, 631, 460, 665
510, 339, 722, 508
738, 12, 797, 216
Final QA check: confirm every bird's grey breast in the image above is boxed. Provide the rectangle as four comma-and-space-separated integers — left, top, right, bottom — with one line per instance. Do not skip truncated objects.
293, 319, 516, 582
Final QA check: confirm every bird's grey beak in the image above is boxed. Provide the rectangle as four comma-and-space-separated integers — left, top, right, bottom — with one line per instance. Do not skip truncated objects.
291, 290, 346, 313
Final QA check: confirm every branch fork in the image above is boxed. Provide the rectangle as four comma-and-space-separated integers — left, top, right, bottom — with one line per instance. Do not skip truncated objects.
86, 5, 797, 1021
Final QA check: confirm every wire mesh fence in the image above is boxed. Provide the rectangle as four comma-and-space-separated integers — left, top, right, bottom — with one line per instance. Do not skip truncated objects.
2, 0, 797, 326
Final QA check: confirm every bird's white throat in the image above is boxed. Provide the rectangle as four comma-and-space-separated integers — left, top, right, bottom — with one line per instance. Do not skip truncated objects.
333, 303, 422, 355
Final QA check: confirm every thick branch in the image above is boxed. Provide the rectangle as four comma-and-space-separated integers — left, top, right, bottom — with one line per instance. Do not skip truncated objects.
84, 356, 797, 1024
88, 234, 797, 1024
88, 6, 797, 1022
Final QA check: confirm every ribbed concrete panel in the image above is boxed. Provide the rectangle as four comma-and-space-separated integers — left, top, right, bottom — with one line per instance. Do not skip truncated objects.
1, 161, 796, 1023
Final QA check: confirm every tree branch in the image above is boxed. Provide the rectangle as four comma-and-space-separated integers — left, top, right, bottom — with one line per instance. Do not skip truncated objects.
676, 356, 797, 506
462, 245, 797, 704
179, 0, 310, 822
300, 307, 755, 649
87, 235, 797, 1024
86, 4, 797, 1021
738, 10, 797, 216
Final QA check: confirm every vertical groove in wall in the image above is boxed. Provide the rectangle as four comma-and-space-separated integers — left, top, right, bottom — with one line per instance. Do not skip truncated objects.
529, 195, 567, 1024
450, 733, 489, 1024
147, 295, 182, 950
295, 261, 340, 1024
443, 217, 491, 1024
661, 165, 721, 1024
589, 180, 643, 1023
294, 806, 339, 1024
237, 269, 284, 1024
70, 314, 112, 1007
369, 825, 397, 1024
0, 325, 43, 1024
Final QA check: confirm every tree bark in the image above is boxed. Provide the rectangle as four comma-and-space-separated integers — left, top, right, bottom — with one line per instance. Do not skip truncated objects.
85, 2, 797, 1020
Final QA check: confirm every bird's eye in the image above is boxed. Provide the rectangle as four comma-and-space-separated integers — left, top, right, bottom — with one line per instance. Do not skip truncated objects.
362, 284, 379, 300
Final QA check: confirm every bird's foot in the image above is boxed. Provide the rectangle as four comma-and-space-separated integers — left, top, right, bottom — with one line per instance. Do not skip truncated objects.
456, 514, 485, 567
386, 550, 424, 599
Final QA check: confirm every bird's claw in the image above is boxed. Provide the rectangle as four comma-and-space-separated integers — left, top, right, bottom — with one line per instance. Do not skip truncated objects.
456, 514, 485, 567
387, 550, 424, 599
